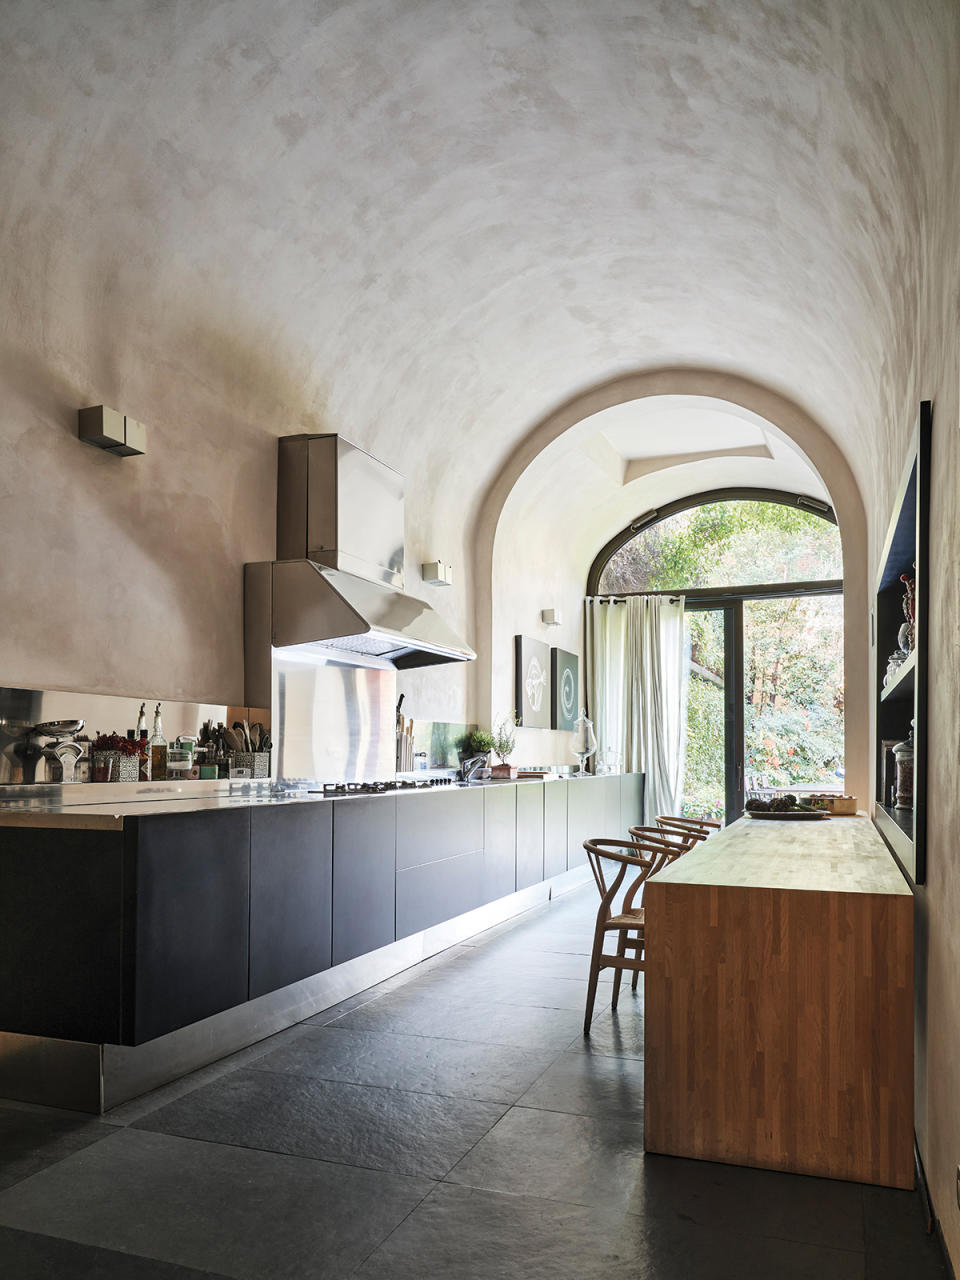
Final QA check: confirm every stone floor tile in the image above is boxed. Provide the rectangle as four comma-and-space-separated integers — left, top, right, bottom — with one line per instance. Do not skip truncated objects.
446, 1104, 647, 1212
355, 1182, 867, 1280
0, 1101, 113, 1191
332, 989, 587, 1050
0, 1225, 232, 1279
0, 1128, 431, 1280
134, 1065, 507, 1178
252, 1024, 555, 1103
516, 1046, 643, 1120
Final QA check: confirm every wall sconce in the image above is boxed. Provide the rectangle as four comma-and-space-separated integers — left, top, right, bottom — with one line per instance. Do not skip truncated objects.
541, 608, 562, 626
78, 405, 147, 457
421, 561, 453, 586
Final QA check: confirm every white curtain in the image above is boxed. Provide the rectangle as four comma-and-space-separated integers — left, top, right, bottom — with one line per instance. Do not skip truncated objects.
584, 594, 688, 820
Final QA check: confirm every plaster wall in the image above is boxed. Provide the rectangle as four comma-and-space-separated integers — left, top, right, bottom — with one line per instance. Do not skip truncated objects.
2, 0, 960, 1266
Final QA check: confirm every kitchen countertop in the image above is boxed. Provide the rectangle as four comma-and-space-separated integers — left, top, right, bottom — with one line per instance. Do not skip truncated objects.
0, 773, 577, 829
651, 814, 910, 896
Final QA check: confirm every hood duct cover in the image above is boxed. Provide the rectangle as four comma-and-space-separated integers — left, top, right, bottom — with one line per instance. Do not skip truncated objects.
244, 434, 475, 703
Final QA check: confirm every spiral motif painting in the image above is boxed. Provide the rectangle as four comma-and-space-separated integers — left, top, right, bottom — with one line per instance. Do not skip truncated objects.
550, 648, 579, 730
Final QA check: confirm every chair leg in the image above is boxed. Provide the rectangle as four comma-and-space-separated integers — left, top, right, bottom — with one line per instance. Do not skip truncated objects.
583, 922, 605, 1036
631, 932, 642, 991
611, 929, 628, 1011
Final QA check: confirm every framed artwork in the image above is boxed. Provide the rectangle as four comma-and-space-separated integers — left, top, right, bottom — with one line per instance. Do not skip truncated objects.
514, 635, 551, 728
551, 648, 579, 730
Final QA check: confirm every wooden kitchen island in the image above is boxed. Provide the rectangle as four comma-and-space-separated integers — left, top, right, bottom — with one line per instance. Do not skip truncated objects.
643, 816, 914, 1188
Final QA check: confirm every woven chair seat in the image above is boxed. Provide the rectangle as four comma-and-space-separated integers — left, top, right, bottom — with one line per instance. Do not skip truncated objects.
605, 908, 644, 930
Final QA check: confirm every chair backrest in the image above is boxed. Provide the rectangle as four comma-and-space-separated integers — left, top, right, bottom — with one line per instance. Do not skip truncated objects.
628, 824, 696, 869
583, 838, 658, 921
656, 815, 720, 844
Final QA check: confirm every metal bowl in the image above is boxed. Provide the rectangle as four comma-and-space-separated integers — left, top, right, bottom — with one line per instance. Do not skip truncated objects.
32, 719, 84, 740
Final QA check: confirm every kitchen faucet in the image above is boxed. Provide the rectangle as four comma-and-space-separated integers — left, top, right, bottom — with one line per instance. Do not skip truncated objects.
458, 754, 488, 783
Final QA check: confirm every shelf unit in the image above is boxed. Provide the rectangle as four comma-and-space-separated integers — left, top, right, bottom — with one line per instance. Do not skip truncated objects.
873, 401, 931, 884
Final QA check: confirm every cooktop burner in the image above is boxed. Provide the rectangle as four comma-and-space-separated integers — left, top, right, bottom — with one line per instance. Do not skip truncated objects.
315, 777, 455, 797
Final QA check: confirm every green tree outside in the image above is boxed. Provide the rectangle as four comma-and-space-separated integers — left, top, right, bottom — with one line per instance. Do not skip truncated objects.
600, 501, 844, 818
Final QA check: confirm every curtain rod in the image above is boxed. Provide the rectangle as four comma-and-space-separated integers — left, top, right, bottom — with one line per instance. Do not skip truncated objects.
587, 595, 682, 605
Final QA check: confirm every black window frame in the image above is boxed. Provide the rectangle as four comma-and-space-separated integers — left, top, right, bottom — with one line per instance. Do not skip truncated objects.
586, 489, 843, 821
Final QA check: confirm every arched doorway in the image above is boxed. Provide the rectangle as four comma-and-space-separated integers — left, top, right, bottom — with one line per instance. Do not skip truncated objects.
473, 369, 868, 806
588, 492, 844, 821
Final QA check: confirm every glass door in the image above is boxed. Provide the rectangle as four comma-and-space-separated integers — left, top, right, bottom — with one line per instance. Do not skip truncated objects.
682, 607, 743, 822
743, 595, 844, 798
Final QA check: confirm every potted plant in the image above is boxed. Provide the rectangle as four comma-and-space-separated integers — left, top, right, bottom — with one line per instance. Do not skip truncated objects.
465, 729, 496, 761
490, 714, 519, 778
91, 732, 141, 783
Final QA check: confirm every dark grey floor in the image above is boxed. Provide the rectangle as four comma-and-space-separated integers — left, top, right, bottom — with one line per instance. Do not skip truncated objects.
0, 886, 948, 1279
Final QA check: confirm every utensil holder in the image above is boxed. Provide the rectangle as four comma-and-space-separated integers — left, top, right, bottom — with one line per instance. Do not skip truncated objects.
92, 751, 139, 783
230, 751, 270, 778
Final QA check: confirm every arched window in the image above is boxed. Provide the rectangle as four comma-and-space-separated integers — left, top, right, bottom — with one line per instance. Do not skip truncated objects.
590, 490, 841, 595
588, 490, 843, 822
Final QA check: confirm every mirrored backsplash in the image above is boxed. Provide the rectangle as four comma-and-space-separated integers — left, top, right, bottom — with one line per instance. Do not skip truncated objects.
0, 686, 267, 785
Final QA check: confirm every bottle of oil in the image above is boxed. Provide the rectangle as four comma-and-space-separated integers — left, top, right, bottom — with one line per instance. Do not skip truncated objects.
150, 703, 168, 781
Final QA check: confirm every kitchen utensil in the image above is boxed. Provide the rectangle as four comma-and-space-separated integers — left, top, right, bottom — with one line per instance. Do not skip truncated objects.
251, 722, 265, 750
243, 719, 253, 752
223, 727, 244, 753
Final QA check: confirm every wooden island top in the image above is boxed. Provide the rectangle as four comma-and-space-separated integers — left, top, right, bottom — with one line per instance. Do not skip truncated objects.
643, 814, 914, 1188
651, 814, 911, 896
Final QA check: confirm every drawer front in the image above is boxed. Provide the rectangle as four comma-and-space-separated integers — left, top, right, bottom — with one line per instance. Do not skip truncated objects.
396, 851, 484, 939
396, 788, 483, 870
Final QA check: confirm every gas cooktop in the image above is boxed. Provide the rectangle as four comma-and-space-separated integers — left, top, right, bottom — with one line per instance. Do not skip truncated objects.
313, 778, 456, 797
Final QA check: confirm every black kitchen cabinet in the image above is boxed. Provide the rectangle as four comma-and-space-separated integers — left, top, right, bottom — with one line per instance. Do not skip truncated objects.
396, 788, 483, 870
133, 810, 251, 1044
395, 789, 484, 937
0, 773, 644, 1053
516, 782, 545, 889
396, 851, 484, 938
483, 784, 517, 902
543, 779, 568, 878
0, 826, 128, 1042
250, 803, 333, 999
332, 797, 396, 964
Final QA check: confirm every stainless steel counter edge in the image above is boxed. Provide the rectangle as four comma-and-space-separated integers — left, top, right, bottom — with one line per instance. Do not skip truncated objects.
0, 774, 592, 826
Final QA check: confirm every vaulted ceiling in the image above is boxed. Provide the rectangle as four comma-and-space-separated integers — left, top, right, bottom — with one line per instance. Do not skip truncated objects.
3, 0, 955, 541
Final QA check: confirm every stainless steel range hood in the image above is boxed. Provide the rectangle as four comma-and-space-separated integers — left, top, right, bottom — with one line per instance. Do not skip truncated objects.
244, 435, 474, 705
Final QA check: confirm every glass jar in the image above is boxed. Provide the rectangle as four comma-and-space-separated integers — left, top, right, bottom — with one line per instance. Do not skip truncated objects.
893, 731, 914, 811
